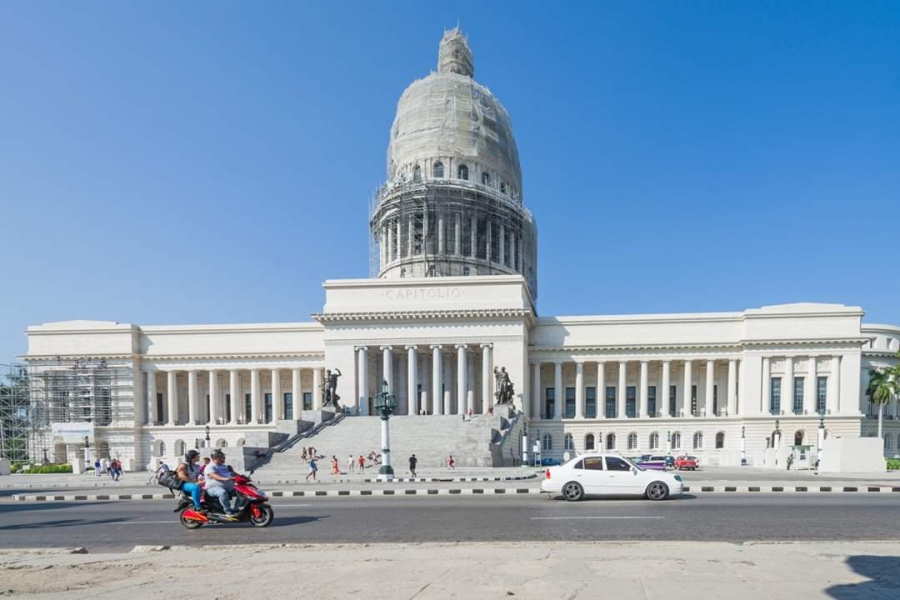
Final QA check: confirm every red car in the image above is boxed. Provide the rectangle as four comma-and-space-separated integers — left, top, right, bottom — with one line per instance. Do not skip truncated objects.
674, 455, 699, 471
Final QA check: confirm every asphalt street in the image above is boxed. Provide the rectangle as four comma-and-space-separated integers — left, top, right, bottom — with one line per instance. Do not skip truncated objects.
3, 494, 900, 552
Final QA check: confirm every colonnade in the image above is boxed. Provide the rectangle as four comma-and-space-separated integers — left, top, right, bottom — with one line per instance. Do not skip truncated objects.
145, 367, 323, 427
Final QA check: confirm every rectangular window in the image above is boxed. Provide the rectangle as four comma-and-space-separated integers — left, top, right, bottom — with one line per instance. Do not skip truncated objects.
564, 387, 575, 418
648, 386, 657, 417
585, 387, 597, 419
303, 392, 313, 411
793, 378, 804, 415
245, 393, 252, 423
264, 393, 273, 423
770, 377, 782, 414
626, 386, 636, 418
461, 217, 472, 257
545, 387, 555, 419
284, 392, 293, 420
691, 385, 698, 416
816, 377, 827, 413
669, 385, 677, 416
225, 394, 231, 424
713, 385, 718, 416
205, 394, 210, 424
156, 392, 164, 425
606, 387, 616, 418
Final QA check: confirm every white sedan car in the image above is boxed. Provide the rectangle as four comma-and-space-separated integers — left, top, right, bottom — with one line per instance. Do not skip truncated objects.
540, 453, 684, 501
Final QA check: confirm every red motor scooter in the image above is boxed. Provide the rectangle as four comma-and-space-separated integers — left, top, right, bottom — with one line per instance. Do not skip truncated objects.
175, 473, 274, 529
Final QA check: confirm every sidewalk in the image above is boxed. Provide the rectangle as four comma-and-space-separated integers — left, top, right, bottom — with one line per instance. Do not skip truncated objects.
2, 541, 898, 599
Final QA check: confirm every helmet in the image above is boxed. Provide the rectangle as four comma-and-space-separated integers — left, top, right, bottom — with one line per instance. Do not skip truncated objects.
185, 449, 200, 462
210, 449, 226, 461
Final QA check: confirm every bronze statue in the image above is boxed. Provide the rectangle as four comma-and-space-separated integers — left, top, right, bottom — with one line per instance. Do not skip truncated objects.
321, 368, 342, 409
493, 366, 515, 405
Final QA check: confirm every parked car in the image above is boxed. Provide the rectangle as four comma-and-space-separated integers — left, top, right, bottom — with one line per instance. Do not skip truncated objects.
540, 458, 561, 467
674, 455, 699, 470
635, 456, 668, 471
540, 453, 684, 501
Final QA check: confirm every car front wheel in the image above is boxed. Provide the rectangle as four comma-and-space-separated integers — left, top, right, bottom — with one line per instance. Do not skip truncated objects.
562, 481, 584, 502
646, 481, 669, 501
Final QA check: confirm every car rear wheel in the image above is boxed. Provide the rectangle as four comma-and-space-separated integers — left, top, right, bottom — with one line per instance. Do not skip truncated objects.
646, 481, 669, 501
562, 481, 584, 502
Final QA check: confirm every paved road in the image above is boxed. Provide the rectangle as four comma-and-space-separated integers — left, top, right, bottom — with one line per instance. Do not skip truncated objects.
3, 494, 900, 552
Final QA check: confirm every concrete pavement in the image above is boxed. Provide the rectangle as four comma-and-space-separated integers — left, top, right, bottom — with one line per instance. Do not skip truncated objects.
1, 540, 898, 599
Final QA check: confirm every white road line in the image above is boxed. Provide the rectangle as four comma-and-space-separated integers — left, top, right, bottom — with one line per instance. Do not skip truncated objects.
530, 516, 666, 520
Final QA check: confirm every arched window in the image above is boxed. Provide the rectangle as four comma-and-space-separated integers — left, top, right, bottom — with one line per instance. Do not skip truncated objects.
627, 433, 638, 450
585, 434, 595, 451
215, 439, 228, 449
400, 268, 406, 278
672, 432, 682, 450
500, 181, 507, 194
433, 161, 444, 178
236, 438, 246, 447
715, 432, 725, 449
649, 432, 659, 450
174, 439, 185, 457
606, 433, 616, 450
482, 172, 491, 186
794, 430, 804, 446
542, 434, 553, 451
458, 164, 469, 180
413, 165, 422, 182
693, 432, 704, 450
564, 434, 574, 451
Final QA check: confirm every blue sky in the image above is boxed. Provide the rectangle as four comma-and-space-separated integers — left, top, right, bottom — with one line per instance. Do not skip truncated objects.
1, 2, 898, 362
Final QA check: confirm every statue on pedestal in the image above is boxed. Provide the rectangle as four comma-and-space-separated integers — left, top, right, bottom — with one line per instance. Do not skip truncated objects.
321, 368, 342, 410
493, 366, 515, 405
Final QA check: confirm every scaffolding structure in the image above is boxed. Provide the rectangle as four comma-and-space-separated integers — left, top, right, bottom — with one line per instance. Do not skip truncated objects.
0, 363, 31, 462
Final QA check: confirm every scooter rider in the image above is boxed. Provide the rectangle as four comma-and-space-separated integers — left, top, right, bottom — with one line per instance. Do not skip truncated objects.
205, 450, 238, 521
176, 450, 204, 511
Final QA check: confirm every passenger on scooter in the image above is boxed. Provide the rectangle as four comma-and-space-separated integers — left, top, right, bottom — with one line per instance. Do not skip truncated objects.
205, 450, 238, 521
176, 450, 204, 510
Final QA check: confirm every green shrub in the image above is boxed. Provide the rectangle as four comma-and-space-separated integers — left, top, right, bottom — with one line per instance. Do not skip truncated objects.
22, 464, 73, 474
886, 458, 900, 471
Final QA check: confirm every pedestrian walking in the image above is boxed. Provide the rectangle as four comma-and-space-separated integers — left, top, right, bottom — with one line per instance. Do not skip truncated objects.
301, 447, 308, 463
358, 454, 366, 471
94, 458, 101, 478
306, 458, 318, 481
447, 455, 455, 470
347, 454, 355, 473
409, 454, 418, 478
331, 455, 340, 475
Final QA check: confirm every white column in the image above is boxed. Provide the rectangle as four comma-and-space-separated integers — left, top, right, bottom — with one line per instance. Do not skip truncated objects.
487, 220, 493, 263
617, 361, 627, 419
784, 357, 794, 415
147, 371, 158, 425
209, 370, 219, 425
727, 359, 737, 417
387, 221, 395, 263
554, 361, 563, 420
482, 344, 492, 414
575, 362, 584, 420
639, 361, 649, 418
380, 226, 387, 267
762, 357, 771, 414
313, 367, 323, 411
467, 352, 476, 414
829, 355, 841, 414
683, 360, 693, 417
272, 369, 283, 421
419, 352, 429, 414
188, 370, 198, 426
406, 347, 418, 416
229, 370, 240, 425
499, 225, 506, 266
805, 357, 817, 415
431, 346, 443, 416
408, 215, 414, 257
457, 345, 468, 415
356, 348, 368, 416
661, 360, 671, 417
597, 361, 606, 419
442, 352, 452, 414
395, 218, 402, 260
381, 346, 393, 393
292, 368, 302, 419
470, 215, 477, 257
397, 352, 407, 415
532, 362, 542, 418
454, 213, 461, 255
705, 360, 715, 417
250, 369, 261, 424
167, 371, 178, 426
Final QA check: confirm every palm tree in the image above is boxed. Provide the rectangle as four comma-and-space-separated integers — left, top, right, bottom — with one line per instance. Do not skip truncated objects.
867, 367, 896, 440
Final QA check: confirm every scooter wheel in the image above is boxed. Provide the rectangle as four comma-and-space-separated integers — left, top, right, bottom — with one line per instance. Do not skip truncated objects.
250, 505, 274, 528
180, 509, 203, 530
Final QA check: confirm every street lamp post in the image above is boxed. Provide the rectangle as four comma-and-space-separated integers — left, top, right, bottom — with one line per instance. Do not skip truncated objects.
740, 426, 747, 466
521, 422, 528, 467
205, 425, 211, 448
666, 430, 671, 455
817, 411, 826, 469
774, 418, 781, 448
83, 436, 90, 471
373, 380, 397, 481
